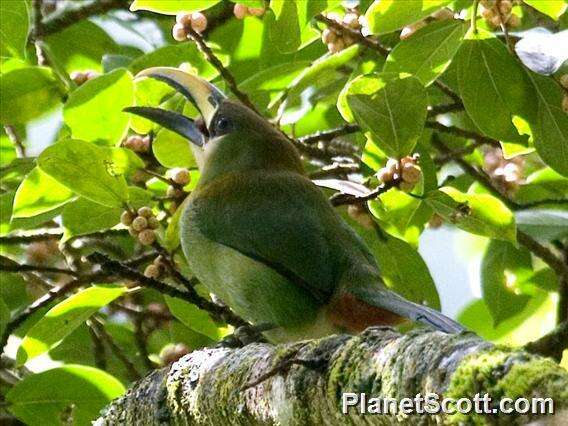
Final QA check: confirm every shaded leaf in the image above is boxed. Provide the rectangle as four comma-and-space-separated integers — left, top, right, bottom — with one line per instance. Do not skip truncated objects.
515, 209, 568, 242
17, 285, 126, 364
38, 139, 129, 208
7, 365, 125, 426
62, 198, 121, 241
64, 68, 134, 146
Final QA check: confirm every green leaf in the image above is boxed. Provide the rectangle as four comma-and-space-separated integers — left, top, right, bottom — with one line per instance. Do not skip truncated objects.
38, 139, 129, 208
343, 73, 428, 158
372, 233, 440, 309
516, 209, 568, 242
365, 0, 452, 35
17, 285, 126, 364
526, 72, 568, 177
152, 128, 196, 168
45, 20, 119, 72
129, 42, 223, 79
130, 0, 221, 14
165, 295, 231, 341
7, 365, 125, 426
62, 198, 121, 241
0, 0, 29, 58
0, 296, 9, 340
456, 29, 535, 144
481, 240, 532, 326
13, 167, 75, 218
425, 187, 516, 242
64, 68, 134, 146
523, 0, 567, 19
516, 167, 568, 204
0, 67, 61, 124
384, 20, 467, 86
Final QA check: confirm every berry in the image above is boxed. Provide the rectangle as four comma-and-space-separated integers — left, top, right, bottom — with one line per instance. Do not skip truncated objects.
170, 168, 190, 186
85, 70, 99, 80
343, 12, 360, 29
176, 12, 193, 26
248, 7, 265, 17
190, 12, 207, 33
401, 163, 421, 184
507, 14, 520, 27
428, 214, 444, 229
147, 216, 160, 229
167, 185, 184, 199
138, 229, 156, 245
128, 227, 139, 237
399, 180, 416, 192
347, 204, 374, 229
120, 211, 134, 226
233, 3, 248, 19
498, 0, 512, 15
562, 95, 568, 113
131, 216, 148, 232
172, 23, 187, 41
386, 158, 400, 176
377, 167, 393, 183
70, 71, 87, 86
160, 343, 189, 365
560, 74, 568, 89
137, 206, 153, 218
144, 264, 160, 279
322, 28, 337, 44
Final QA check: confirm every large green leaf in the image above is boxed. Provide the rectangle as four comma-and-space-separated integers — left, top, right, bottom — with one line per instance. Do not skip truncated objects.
130, 0, 221, 14
7, 365, 125, 426
523, 0, 567, 19
61, 198, 121, 241
373, 233, 440, 309
342, 73, 427, 158
365, 0, 452, 35
456, 29, 535, 144
0, 67, 61, 124
45, 20, 119, 72
384, 20, 467, 86
0, 0, 29, 58
516, 167, 568, 204
64, 69, 134, 146
17, 285, 126, 364
165, 295, 231, 341
12, 167, 75, 218
152, 128, 196, 168
515, 209, 568, 242
425, 187, 516, 242
526, 72, 568, 177
481, 240, 532, 326
38, 139, 129, 208
0, 296, 9, 340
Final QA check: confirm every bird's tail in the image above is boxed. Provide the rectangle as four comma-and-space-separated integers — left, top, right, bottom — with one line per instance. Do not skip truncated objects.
348, 286, 465, 334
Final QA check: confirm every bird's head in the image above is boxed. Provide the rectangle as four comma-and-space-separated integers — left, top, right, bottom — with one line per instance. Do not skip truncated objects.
125, 67, 302, 179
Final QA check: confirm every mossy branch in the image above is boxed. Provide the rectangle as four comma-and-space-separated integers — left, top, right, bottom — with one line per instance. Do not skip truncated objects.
96, 327, 568, 425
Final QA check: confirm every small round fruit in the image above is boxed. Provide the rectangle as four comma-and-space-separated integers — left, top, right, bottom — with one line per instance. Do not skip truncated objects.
507, 14, 520, 27
176, 12, 192, 26
167, 185, 183, 198
402, 163, 421, 183
400, 156, 415, 167
138, 229, 156, 245
172, 23, 187, 41
171, 168, 190, 185
428, 214, 444, 229
559, 74, 568, 89
482, 8, 495, 19
498, 0, 512, 15
248, 7, 265, 17
233, 3, 248, 19
191, 12, 207, 33
128, 227, 139, 237
343, 13, 360, 29
160, 343, 189, 365
85, 70, 99, 80
322, 28, 337, 44
144, 264, 160, 279
70, 71, 87, 85
137, 206, 153, 218
377, 167, 393, 183
120, 211, 134, 226
399, 180, 416, 192
347, 204, 374, 229
131, 216, 148, 232
562, 95, 568, 113
147, 216, 160, 229
386, 158, 400, 174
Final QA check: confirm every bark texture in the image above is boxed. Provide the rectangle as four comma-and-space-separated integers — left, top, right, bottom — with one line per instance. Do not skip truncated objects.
96, 327, 568, 425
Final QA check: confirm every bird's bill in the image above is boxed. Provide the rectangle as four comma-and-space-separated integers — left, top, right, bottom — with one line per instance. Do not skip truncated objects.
124, 67, 226, 147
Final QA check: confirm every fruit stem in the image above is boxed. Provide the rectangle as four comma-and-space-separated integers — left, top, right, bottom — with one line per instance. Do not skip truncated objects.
471, 0, 480, 34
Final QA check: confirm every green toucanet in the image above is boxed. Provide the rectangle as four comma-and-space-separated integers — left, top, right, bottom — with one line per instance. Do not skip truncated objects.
126, 67, 464, 342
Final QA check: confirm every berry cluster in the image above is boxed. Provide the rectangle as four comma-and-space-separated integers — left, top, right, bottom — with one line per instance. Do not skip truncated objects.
143, 255, 165, 279
123, 134, 151, 153
400, 8, 454, 40
233, 3, 265, 19
166, 168, 190, 201
377, 155, 422, 192
481, 0, 520, 29
121, 206, 160, 245
172, 12, 208, 41
483, 148, 524, 195
560, 74, 568, 113
70, 70, 99, 86
321, 10, 363, 53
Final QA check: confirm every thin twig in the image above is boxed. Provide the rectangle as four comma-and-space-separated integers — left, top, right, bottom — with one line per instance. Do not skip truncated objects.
427, 102, 464, 117
3, 126, 26, 157
87, 321, 108, 371
309, 163, 360, 179
330, 179, 400, 207
495, 0, 516, 56
0, 255, 79, 277
87, 252, 247, 328
426, 121, 500, 148
298, 124, 360, 145
184, 27, 260, 115
524, 321, 568, 361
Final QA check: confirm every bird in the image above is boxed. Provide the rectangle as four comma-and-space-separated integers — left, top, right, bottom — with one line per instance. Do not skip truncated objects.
126, 67, 465, 342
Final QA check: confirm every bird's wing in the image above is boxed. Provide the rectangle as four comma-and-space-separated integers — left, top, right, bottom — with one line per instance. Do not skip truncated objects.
184, 171, 378, 303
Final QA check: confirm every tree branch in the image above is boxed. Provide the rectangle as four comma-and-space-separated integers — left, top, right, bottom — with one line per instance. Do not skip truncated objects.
96, 327, 568, 424
525, 321, 568, 361
298, 124, 360, 145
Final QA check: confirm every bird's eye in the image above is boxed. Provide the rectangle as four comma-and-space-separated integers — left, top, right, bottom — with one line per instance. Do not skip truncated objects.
214, 116, 230, 134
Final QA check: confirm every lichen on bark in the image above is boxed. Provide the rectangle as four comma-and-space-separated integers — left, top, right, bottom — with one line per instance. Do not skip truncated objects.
96, 327, 568, 425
